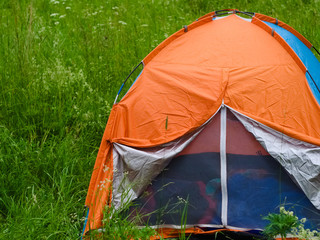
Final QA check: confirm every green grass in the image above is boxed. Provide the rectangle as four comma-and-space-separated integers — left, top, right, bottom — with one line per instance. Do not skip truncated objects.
0, 0, 320, 239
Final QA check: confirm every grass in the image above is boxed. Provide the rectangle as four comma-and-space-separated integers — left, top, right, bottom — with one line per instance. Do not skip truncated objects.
0, 0, 320, 239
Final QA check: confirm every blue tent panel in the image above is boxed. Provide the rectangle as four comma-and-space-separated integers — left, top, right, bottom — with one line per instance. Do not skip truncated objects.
263, 21, 320, 104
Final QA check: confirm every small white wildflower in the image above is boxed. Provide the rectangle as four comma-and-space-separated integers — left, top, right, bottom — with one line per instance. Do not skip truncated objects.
53, 1, 60, 4
32, 194, 37, 204
59, 14, 66, 19
38, 27, 46, 34
66, 6, 71, 10
92, 12, 98, 16
103, 166, 109, 172
118, 21, 127, 25
50, 13, 59, 17
291, 227, 298, 235
112, 6, 119, 10
54, 21, 60, 25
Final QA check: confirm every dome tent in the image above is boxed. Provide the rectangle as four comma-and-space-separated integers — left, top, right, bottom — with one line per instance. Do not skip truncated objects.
83, 9, 320, 238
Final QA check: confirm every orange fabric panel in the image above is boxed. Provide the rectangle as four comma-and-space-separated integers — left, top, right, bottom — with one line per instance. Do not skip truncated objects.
276, 238, 302, 240
149, 15, 299, 68
255, 13, 312, 48
151, 228, 246, 239
251, 17, 306, 72
225, 64, 320, 145
140, 14, 320, 146
273, 31, 306, 72
85, 132, 112, 206
151, 227, 205, 239
84, 144, 113, 233
188, 15, 213, 32
110, 63, 225, 147
144, 29, 185, 65
106, 14, 320, 147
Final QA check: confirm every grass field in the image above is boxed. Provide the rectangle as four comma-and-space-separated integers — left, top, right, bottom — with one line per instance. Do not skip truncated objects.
1, 0, 320, 239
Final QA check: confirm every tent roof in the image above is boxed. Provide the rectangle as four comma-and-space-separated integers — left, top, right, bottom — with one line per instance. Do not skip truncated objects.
107, 14, 320, 147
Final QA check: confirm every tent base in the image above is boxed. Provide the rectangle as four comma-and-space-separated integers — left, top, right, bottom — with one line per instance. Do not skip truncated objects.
152, 228, 305, 240
151, 228, 268, 240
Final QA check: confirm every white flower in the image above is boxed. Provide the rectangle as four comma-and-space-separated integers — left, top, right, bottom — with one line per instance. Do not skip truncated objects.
66, 6, 71, 10
50, 13, 59, 17
118, 21, 127, 25
59, 14, 66, 19
103, 166, 109, 172
54, 21, 60, 25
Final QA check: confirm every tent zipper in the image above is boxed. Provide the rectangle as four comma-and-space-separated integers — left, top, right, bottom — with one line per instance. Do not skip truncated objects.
220, 102, 228, 227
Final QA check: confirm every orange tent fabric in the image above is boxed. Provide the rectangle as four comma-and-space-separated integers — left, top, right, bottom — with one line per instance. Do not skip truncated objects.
84, 10, 320, 236
106, 14, 320, 147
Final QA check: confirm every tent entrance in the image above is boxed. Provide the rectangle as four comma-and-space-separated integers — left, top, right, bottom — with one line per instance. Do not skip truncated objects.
127, 108, 319, 230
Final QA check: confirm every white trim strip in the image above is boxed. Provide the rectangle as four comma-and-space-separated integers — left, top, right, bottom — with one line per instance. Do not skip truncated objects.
140, 224, 257, 231
220, 103, 228, 227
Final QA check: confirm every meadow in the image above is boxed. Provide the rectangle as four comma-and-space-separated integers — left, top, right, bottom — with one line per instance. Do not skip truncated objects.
0, 0, 320, 239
